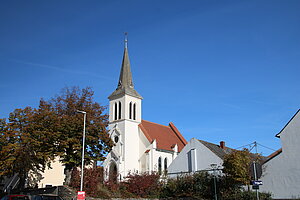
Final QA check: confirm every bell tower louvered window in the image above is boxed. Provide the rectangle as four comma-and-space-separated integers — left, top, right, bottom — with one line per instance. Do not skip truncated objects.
129, 102, 132, 119
118, 101, 122, 120
114, 102, 118, 120
133, 103, 136, 120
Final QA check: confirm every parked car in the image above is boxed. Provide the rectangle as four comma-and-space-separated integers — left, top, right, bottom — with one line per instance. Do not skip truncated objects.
1, 195, 30, 200
30, 195, 62, 200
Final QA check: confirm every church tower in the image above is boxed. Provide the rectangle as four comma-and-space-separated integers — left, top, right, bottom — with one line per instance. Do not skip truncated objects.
105, 35, 143, 180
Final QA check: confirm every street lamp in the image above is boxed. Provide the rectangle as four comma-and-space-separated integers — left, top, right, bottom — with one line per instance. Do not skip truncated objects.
77, 110, 86, 192
211, 164, 218, 200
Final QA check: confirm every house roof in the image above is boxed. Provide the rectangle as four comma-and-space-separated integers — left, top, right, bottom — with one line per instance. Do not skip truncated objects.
198, 140, 234, 159
264, 148, 282, 163
139, 120, 187, 152
198, 140, 266, 162
276, 109, 300, 138
108, 42, 142, 100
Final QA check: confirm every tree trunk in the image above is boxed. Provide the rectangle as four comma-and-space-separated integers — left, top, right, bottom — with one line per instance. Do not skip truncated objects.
64, 168, 72, 186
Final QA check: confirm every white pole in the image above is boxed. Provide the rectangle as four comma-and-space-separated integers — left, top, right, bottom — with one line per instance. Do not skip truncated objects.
77, 110, 86, 192
254, 142, 259, 200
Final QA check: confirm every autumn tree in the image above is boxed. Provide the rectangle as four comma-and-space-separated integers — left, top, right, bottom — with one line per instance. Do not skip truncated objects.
45, 87, 113, 184
0, 107, 56, 189
222, 149, 252, 186
0, 86, 113, 188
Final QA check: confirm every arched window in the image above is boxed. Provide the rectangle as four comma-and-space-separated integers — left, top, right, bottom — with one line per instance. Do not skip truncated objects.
133, 103, 136, 120
118, 101, 121, 119
158, 157, 162, 175
114, 102, 118, 120
164, 158, 168, 175
129, 102, 132, 119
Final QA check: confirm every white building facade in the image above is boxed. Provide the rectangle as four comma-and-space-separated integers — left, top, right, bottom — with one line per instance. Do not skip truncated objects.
103, 42, 187, 181
168, 138, 231, 177
260, 110, 300, 199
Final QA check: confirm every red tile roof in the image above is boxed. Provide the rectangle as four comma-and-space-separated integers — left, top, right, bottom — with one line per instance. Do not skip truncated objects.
139, 120, 187, 152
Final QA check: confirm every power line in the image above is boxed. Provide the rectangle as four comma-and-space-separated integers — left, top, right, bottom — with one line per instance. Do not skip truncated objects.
235, 141, 277, 154
235, 142, 255, 150
256, 142, 277, 152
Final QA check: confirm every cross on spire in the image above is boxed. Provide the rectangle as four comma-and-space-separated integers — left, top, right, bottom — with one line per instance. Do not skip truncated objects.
124, 32, 128, 49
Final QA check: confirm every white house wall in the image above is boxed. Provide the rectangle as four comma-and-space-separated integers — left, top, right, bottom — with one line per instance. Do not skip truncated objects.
261, 112, 300, 199
38, 157, 65, 188
168, 138, 223, 176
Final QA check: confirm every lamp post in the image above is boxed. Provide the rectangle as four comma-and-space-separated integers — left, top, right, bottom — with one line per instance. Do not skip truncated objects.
77, 110, 86, 192
211, 164, 218, 200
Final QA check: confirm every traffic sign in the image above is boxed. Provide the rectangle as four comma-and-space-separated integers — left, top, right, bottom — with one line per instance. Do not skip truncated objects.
77, 191, 85, 200
253, 180, 263, 185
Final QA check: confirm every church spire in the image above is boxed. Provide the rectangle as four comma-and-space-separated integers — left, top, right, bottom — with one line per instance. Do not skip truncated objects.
108, 34, 142, 100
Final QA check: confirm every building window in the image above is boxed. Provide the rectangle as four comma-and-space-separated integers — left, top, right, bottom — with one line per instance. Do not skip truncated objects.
114, 135, 119, 143
114, 102, 118, 120
118, 101, 121, 119
133, 103, 136, 120
187, 149, 197, 173
158, 157, 162, 175
129, 102, 132, 119
164, 158, 168, 175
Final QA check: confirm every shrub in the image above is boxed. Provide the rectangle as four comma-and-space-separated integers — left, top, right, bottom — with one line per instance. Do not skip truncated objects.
120, 172, 161, 198
69, 166, 104, 197
160, 172, 214, 199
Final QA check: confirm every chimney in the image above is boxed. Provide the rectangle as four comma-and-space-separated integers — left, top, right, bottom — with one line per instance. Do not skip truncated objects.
220, 141, 225, 149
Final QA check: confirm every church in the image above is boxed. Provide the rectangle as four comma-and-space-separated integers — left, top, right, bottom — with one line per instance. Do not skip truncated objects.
103, 40, 187, 181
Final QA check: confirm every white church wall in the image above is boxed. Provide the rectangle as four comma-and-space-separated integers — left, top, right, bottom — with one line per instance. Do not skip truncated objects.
106, 93, 142, 179
261, 111, 300, 199
122, 120, 140, 176
152, 149, 174, 174
138, 128, 150, 172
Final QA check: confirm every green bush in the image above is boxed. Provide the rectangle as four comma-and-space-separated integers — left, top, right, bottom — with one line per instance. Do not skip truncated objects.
160, 172, 214, 199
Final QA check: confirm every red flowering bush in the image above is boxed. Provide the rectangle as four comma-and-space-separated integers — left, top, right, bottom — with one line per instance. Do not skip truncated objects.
120, 172, 161, 198
69, 166, 105, 197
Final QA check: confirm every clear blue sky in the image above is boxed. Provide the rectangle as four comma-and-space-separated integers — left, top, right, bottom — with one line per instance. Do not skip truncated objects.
1, 0, 299, 156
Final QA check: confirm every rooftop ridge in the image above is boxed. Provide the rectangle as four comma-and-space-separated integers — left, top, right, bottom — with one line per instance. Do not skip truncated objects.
141, 119, 170, 128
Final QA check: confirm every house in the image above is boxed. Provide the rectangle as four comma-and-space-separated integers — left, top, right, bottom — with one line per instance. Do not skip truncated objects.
168, 138, 232, 176
102, 39, 187, 181
260, 109, 300, 199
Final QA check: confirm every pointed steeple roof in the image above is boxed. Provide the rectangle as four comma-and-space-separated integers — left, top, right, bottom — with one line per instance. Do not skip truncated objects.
108, 36, 142, 100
